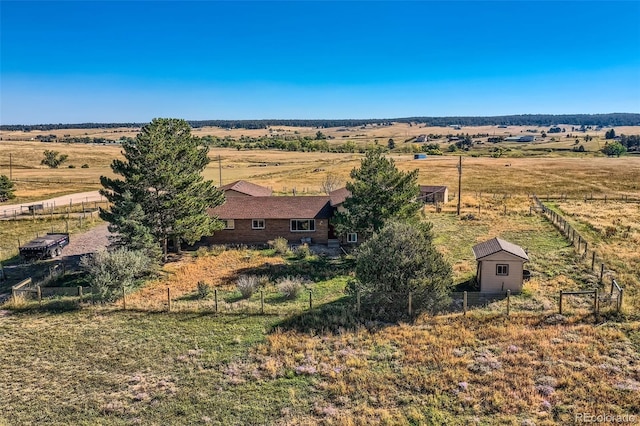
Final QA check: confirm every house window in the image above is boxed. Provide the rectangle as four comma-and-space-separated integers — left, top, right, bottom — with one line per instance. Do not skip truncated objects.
496, 264, 509, 276
347, 233, 357, 243
252, 219, 265, 229
222, 219, 234, 230
290, 219, 315, 232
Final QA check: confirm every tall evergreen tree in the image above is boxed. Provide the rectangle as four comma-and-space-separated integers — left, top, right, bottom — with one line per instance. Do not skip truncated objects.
100, 118, 225, 261
333, 149, 420, 240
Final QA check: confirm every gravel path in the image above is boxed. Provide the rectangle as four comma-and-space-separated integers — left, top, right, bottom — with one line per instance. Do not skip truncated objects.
64, 223, 112, 257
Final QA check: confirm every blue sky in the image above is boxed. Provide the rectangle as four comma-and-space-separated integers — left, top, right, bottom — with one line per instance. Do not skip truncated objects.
1, 1, 639, 124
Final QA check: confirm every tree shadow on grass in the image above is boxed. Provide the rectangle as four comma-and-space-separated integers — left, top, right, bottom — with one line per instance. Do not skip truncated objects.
232, 255, 355, 284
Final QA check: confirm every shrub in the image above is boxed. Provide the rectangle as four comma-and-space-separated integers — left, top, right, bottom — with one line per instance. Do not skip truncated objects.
80, 248, 155, 302
294, 243, 311, 259
68, 164, 76, 168
193, 247, 209, 258
197, 281, 211, 299
208, 245, 226, 256
270, 237, 289, 255
354, 221, 452, 321
277, 276, 303, 300
257, 275, 271, 287
81, 164, 89, 168
236, 275, 259, 299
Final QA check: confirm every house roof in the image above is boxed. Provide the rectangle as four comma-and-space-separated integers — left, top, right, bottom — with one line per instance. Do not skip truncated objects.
208, 196, 333, 220
472, 237, 529, 261
218, 180, 272, 197
329, 187, 351, 206
419, 185, 447, 194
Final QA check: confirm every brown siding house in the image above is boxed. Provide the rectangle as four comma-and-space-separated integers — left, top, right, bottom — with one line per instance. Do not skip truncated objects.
206, 196, 333, 245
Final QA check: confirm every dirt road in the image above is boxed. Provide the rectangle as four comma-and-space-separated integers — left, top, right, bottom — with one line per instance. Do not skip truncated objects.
0, 191, 104, 217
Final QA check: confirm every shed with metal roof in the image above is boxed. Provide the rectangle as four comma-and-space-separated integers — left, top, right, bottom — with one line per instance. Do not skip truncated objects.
472, 237, 529, 293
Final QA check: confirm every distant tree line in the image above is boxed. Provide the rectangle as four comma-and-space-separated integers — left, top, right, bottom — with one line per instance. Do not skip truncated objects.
3, 113, 639, 131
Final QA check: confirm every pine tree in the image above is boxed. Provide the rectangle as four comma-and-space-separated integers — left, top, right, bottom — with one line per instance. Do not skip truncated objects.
0, 175, 15, 201
100, 118, 225, 261
333, 149, 420, 240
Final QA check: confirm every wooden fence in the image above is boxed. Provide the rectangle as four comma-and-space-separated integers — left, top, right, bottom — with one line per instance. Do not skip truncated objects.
532, 194, 626, 312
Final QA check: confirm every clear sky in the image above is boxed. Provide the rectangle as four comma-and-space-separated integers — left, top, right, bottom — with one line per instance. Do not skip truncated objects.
1, 1, 639, 124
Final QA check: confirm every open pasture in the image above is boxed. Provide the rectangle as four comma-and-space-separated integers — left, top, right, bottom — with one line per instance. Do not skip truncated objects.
4, 123, 639, 144
1, 141, 638, 201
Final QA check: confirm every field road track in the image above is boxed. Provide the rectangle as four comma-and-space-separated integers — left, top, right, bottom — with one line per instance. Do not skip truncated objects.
0, 191, 103, 217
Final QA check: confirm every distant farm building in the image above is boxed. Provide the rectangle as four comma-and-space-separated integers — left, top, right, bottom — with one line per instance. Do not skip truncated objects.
419, 185, 448, 204
505, 135, 535, 142
415, 134, 427, 143
472, 237, 529, 293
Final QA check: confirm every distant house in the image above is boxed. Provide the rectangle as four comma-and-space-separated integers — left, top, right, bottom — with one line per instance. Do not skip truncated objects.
415, 134, 427, 143
505, 135, 535, 142
206, 196, 334, 245
218, 180, 272, 197
472, 237, 529, 293
419, 185, 448, 204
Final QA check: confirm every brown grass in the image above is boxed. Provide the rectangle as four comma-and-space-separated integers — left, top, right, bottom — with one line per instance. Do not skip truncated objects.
125, 249, 285, 310
233, 313, 640, 425
555, 200, 640, 305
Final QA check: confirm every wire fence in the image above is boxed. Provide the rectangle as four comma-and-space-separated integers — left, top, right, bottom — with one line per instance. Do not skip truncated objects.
532, 194, 625, 311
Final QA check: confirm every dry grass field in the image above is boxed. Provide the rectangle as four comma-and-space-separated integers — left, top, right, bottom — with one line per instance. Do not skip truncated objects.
1, 141, 639, 200
552, 200, 640, 303
4, 123, 639, 144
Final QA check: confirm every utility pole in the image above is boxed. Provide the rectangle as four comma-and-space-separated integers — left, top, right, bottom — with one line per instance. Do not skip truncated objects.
218, 154, 222, 186
456, 156, 462, 215
9, 153, 12, 181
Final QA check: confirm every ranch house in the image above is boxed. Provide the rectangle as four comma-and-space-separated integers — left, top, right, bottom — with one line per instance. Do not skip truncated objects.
205, 196, 335, 245
472, 237, 529, 293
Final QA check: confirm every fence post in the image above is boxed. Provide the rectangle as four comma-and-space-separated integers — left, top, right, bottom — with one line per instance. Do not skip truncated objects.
599, 263, 604, 284
78, 286, 83, 303
260, 290, 264, 314
618, 288, 623, 312
408, 292, 413, 317
309, 290, 313, 311
591, 252, 596, 270
463, 291, 467, 316
167, 287, 171, 312
583, 242, 588, 256
37, 285, 42, 305
610, 278, 614, 296
506, 289, 510, 316
594, 288, 599, 316
559, 291, 563, 314
122, 286, 126, 310
214, 289, 218, 313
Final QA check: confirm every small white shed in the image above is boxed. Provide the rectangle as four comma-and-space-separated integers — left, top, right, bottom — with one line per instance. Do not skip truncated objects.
472, 237, 529, 293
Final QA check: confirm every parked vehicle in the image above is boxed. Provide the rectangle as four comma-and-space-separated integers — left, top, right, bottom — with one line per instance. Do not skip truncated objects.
19, 233, 70, 261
